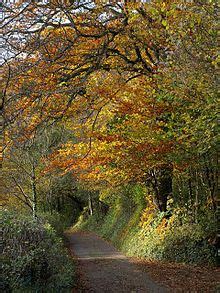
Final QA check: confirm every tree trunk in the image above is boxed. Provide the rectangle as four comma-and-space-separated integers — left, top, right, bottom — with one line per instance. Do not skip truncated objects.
150, 165, 172, 213
31, 165, 37, 218
57, 196, 61, 212
194, 169, 199, 224
0, 100, 4, 168
88, 193, 93, 216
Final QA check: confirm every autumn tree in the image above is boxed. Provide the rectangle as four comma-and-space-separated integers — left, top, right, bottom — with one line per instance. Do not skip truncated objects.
2, 1, 218, 217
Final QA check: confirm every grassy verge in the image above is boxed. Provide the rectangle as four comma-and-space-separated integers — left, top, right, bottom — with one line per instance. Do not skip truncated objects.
74, 198, 217, 265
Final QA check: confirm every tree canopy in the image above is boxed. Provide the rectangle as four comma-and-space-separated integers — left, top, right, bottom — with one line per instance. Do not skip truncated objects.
1, 0, 218, 235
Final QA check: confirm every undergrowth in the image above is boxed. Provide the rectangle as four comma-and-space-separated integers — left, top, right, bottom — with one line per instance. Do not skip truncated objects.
74, 185, 217, 266
2, 209, 75, 292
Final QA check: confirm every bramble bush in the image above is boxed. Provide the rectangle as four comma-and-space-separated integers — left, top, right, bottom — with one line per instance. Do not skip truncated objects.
1, 210, 75, 292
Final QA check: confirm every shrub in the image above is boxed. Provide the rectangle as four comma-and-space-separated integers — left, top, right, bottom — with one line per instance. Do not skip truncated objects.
125, 209, 217, 265
130, 220, 216, 265
2, 210, 75, 292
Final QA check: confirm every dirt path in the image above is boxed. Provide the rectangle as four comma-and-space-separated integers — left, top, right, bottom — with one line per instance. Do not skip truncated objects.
66, 231, 167, 293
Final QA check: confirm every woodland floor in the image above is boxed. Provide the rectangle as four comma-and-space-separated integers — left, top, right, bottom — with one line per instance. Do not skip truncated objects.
65, 231, 220, 293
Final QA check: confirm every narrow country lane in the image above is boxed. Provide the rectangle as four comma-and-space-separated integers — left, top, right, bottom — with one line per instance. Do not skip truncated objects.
66, 231, 168, 293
